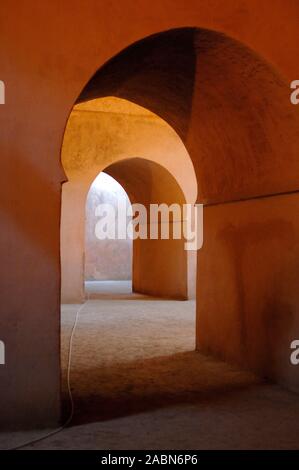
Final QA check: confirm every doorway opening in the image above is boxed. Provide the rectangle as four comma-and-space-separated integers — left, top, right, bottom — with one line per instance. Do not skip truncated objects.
84, 171, 133, 298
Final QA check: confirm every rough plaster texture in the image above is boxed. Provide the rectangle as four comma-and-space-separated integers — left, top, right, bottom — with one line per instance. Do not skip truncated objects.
1, 1, 299, 428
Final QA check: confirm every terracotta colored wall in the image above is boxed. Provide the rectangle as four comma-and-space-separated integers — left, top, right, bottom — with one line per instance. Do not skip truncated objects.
1, 0, 299, 428
197, 193, 299, 392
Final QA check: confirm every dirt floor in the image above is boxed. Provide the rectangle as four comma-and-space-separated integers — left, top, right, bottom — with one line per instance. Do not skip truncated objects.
1, 281, 299, 450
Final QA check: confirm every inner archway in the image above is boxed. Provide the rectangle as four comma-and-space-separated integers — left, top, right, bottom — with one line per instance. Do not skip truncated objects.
61, 96, 197, 303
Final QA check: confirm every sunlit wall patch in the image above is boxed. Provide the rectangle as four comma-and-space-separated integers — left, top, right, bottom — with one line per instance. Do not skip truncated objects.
0, 80, 5, 104
0, 340, 5, 365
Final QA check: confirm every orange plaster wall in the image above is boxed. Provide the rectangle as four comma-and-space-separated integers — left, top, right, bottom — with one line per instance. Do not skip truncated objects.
0, 0, 299, 428
197, 193, 299, 392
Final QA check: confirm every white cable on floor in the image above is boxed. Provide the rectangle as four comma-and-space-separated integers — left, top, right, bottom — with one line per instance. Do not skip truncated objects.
4, 297, 88, 451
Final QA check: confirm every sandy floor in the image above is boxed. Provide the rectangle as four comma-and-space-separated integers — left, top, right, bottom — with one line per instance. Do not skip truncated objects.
1, 281, 299, 450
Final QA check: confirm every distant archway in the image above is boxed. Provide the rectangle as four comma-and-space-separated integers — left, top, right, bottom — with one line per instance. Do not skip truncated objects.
61, 97, 197, 302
